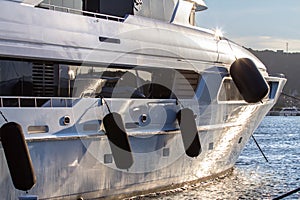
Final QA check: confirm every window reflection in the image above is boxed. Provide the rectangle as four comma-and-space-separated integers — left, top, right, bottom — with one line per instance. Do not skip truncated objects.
218, 78, 243, 101
0, 59, 200, 99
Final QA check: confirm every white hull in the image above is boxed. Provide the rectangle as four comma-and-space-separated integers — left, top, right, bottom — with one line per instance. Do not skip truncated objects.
0, 98, 284, 199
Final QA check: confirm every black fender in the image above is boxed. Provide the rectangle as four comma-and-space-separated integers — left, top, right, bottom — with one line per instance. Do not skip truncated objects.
230, 58, 269, 103
103, 112, 133, 169
0, 122, 36, 191
177, 108, 201, 157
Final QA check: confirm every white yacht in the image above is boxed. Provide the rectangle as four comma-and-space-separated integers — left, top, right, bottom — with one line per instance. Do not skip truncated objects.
0, 0, 286, 199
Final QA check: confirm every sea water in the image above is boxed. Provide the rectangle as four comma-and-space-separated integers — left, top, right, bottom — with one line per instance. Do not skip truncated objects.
147, 116, 300, 199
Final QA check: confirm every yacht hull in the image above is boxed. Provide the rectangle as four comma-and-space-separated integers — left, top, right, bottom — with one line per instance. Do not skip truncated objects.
0, 101, 281, 199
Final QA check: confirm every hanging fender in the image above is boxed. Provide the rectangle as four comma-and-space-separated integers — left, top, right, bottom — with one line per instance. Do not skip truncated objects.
103, 112, 133, 169
230, 58, 269, 103
177, 108, 201, 157
0, 122, 36, 191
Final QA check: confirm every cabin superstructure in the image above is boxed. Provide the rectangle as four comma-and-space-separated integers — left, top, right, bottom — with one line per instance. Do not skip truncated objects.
17, 0, 207, 26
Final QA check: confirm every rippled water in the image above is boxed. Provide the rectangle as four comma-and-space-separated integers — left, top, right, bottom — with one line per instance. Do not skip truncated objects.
141, 116, 300, 200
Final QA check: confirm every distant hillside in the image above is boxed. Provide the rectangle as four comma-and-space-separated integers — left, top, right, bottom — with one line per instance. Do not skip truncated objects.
248, 49, 300, 108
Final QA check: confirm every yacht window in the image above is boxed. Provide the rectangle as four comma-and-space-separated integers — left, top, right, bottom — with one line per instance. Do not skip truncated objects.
218, 78, 243, 102
71, 66, 199, 99
196, 74, 211, 103
196, 67, 228, 104
0, 59, 34, 96
72, 66, 151, 98
268, 81, 279, 99
82, 0, 134, 17
0, 59, 200, 100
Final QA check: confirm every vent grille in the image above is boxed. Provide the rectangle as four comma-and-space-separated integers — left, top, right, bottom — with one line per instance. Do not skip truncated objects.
32, 63, 57, 97
173, 70, 200, 98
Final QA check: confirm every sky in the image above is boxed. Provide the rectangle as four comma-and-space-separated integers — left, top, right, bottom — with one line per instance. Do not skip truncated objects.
196, 0, 300, 52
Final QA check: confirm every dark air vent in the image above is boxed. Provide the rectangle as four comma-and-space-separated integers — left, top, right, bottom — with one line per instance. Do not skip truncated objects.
173, 70, 200, 99
32, 64, 57, 97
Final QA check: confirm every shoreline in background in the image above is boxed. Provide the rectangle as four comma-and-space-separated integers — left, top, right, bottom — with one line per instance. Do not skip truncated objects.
248, 49, 300, 109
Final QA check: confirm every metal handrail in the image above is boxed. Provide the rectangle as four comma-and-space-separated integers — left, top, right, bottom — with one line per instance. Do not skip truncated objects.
0, 96, 79, 108
38, 3, 125, 22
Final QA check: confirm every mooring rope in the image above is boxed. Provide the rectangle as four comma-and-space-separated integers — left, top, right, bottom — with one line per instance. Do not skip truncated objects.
281, 92, 300, 102
251, 135, 269, 162
0, 110, 8, 123
99, 95, 112, 114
